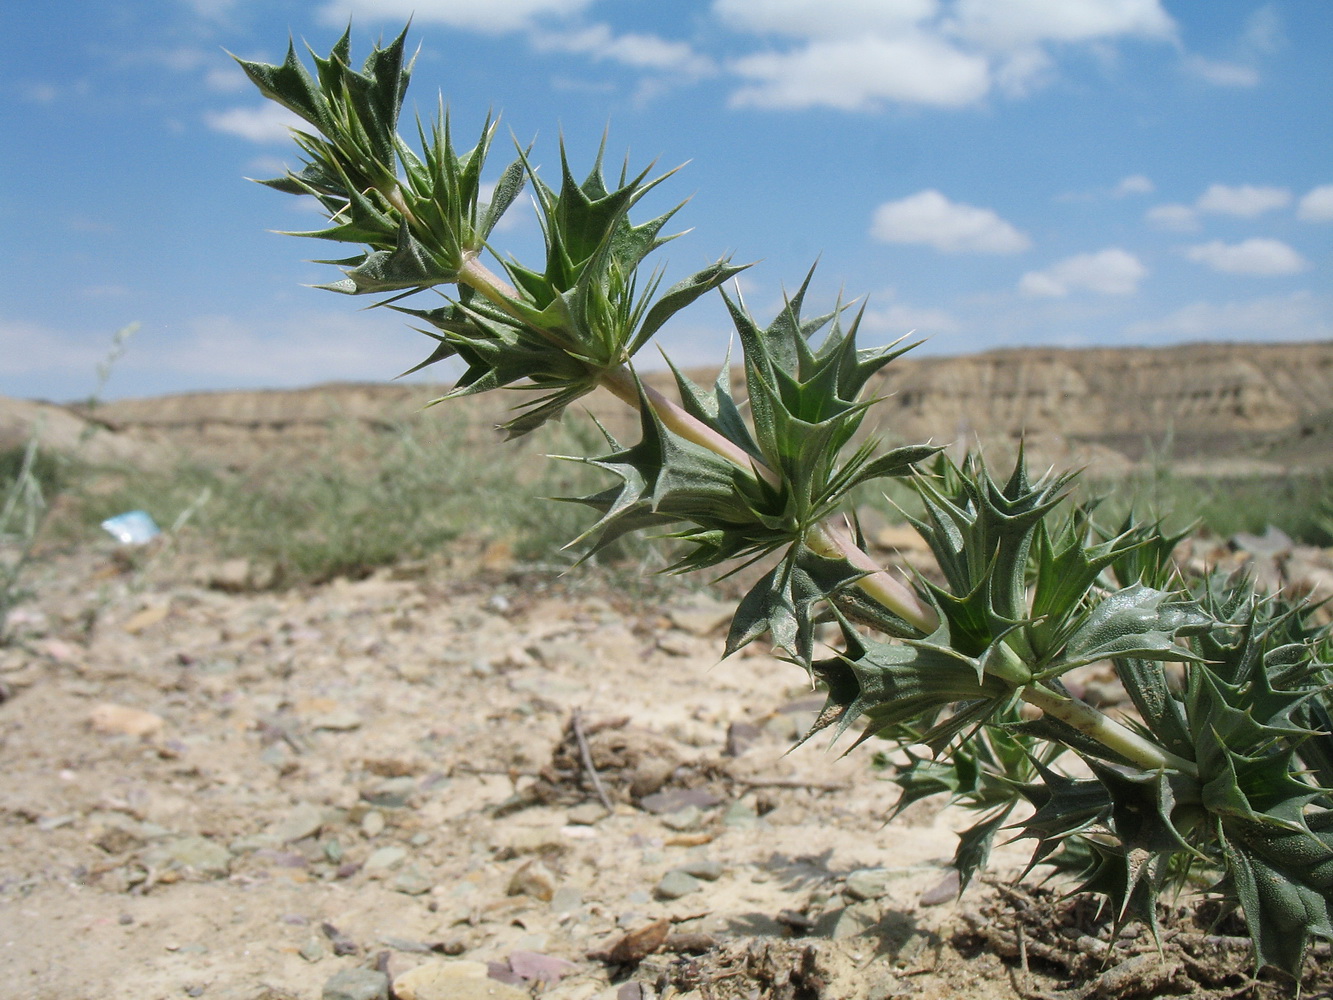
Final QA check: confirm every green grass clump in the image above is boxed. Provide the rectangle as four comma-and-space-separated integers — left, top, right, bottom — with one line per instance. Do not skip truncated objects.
59, 415, 643, 586
1081, 468, 1333, 547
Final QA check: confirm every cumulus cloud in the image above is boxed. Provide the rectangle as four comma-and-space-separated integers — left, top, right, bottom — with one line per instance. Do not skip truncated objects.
1196, 183, 1290, 217
729, 34, 989, 110
870, 190, 1030, 254
1145, 204, 1198, 231
713, 0, 938, 38
1298, 184, 1333, 223
1183, 55, 1259, 87
715, 0, 1177, 110
1114, 174, 1154, 196
205, 103, 305, 143
1182, 5, 1283, 88
1184, 239, 1309, 276
949, 0, 1176, 50
1019, 248, 1147, 297
318, 0, 594, 34
1147, 183, 1292, 230
535, 24, 714, 76
1125, 291, 1329, 343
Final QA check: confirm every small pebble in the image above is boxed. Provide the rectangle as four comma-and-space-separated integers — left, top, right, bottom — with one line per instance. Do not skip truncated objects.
654, 870, 701, 900
310, 707, 363, 732
676, 859, 723, 881
508, 859, 557, 901
919, 868, 960, 906
361, 811, 386, 838
659, 806, 703, 832
88, 703, 166, 740
364, 845, 407, 874
361, 776, 416, 808
844, 868, 900, 902
550, 885, 584, 914
140, 836, 233, 879
393, 960, 528, 1000
722, 801, 759, 828
566, 802, 608, 825
392, 863, 434, 896
322, 967, 389, 1000
269, 802, 326, 844
299, 937, 328, 962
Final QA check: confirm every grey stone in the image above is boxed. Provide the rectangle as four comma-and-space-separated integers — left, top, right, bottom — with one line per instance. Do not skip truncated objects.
140, 836, 232, 879
844, 868, 905, 902
550, 885, 585, 914
677, 859, 723, 881
322, 967, 389, 1000
392, 863, 434, 896
299, 937, 329, 962
654, 870, 701, 900
812, 900, 882, 940
566, 802, 608, 825
508, 859, 557, 901
361, 776, 417, 808
360, 810, 386, 838
722, 800, 760, 828
393, 961, 529, 1000
364, 846, 408, 874
919, 868, 960, 906
271, 802, 327, 844
659, 806, 703, 831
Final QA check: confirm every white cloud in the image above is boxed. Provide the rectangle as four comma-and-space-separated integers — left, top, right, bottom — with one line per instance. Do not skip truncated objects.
713, 0, 938, 38
1019, 248, 1147, 297
1184, 239, 1309, 276
535, 25, 714, 76
1241, 5, 1285, 55
1144, 204, 1198, 231
715, 0, 1178, 110
1196, 183, 1290, 217
869, 190, 1030, 253
728, 34, 989, 110
318, 0, 594, 34
950, 0, 1176, 49
1297, 185, 1333, 223
205, 103, 305, 143
1183, 55, 1259, 87
1125, 291, 1330, 343
204, 65, 250, 93
1180, 7, 1283, 89
1114, 174, 1154, 196
1148, 184, 1294, 230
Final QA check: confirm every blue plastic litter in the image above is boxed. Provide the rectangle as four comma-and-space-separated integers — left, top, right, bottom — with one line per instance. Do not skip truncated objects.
101, 510, 161, 545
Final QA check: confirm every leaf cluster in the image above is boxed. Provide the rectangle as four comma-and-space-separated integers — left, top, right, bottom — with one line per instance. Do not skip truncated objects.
864, 468, 1333, 974
237, 25, 1333, 980
560, 274, 938, 665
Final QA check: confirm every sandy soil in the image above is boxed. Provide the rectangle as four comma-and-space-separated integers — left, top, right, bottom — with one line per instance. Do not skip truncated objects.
0, 544, 1319, 1000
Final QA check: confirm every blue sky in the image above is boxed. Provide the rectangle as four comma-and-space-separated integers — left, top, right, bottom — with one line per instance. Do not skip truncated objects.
2, 0, 1330, 402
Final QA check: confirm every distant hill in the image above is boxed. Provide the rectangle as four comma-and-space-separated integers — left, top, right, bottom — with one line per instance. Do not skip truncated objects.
5, 340, 1331, 476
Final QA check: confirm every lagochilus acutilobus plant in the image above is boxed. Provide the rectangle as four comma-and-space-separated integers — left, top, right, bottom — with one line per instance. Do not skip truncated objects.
234, 27, 1332, 979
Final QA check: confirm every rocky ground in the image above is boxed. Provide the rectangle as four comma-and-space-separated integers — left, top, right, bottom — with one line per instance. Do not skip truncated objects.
2, 531, 1332, 1000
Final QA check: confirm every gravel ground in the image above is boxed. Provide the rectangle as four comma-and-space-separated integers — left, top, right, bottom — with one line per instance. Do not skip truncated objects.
1, 541, 1326, 999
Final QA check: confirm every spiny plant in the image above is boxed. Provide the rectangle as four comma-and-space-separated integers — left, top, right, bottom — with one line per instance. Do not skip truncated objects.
235, 27, 1332, 980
